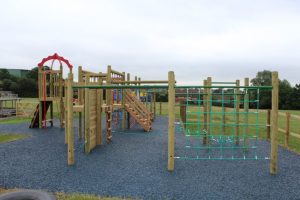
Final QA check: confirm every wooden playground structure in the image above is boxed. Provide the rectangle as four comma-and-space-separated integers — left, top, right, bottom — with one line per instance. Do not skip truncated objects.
0, 91, 21, 118
30, 53, 280, 175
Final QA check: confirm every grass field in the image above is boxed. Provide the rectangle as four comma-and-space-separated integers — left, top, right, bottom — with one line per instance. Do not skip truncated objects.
56, 193, 134, 200
0, 189, 133, 200
157, 102, 300, 153
0, 134, 30, 143
1, 99, 299, 153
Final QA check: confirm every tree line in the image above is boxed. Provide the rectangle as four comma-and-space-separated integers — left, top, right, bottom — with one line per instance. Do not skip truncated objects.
0, 68, 299, 110
0, 67, 39, 97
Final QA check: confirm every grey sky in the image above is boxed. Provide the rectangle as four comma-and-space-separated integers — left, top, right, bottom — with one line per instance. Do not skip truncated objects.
0, 0, 299, 85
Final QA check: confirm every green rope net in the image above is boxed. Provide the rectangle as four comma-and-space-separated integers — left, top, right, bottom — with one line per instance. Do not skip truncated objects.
174, 84, 272, 160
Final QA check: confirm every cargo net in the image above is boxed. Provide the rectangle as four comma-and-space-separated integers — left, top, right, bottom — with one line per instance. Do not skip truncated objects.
174, 84, 272, 160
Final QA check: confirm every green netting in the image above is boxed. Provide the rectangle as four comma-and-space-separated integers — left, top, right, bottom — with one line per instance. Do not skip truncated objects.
175, 84, 272, 160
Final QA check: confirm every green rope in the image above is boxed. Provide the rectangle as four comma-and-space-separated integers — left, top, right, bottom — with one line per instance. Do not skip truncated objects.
176, 85, 271, 161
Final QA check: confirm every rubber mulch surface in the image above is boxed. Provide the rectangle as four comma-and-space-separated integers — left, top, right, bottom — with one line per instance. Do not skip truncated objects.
1, 116, 300, 199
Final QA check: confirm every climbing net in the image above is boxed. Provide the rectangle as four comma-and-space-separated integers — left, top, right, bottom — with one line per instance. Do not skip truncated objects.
174, 83, 272, 160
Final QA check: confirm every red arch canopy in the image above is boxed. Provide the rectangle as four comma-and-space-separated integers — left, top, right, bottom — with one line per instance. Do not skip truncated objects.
37, 53, 73, 70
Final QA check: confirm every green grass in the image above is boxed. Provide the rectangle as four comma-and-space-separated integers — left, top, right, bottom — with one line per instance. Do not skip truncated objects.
0, 190, 134, 200
0, 117, 32, 124
0, 134, 30, 143
56, 193, 135, 200
156, 102, 300, 153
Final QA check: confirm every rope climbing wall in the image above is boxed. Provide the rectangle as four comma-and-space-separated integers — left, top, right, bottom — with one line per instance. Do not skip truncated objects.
174, 82, 273, 161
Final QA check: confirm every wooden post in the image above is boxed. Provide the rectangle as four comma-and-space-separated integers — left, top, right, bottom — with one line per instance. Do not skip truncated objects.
203, 79, 208, 144
207, 77, 212, 145
84, 75, 90, 153
38, 68, 43, 128
67, 72, 74, 165
285, 112, 290, 148
244, 78, 249, 149
222, 107, 226, 134
160, 102, 162, 115
96, 77, 102, 145
49, 71, 53, 127
267, 110, 271, 139
78, 66, 83, 139
127, 73, 131, 129
150, 91, 153, 115
154, 91, 156, 119
106, 66, 112, 140
122, 72, 126, 130
135, 76, 138, 97
270, 71, 279, 175
59, 64, 64, 128
168, 71, 175, 171
181, 101, 186, 128
235, 80, 240, 145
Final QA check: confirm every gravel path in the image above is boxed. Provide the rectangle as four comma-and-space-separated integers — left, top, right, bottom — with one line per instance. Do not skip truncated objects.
0, 116, 300, 200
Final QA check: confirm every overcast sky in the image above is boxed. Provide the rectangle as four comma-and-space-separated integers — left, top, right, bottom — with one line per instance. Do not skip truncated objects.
0, 0, 299, 85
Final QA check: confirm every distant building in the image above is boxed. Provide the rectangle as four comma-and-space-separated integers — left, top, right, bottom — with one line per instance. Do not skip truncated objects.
0, 68, 30, 78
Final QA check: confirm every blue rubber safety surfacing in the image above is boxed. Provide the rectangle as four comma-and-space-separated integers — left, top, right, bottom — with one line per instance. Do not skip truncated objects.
0, 117, 300, 200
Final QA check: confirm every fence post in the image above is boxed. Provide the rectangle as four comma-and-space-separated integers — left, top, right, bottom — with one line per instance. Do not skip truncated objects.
285, 112, 290, 148
235, 80, 240, 145
244, 78, 249, 149
203, 79, 208, 144
168, 71, 175, 171
160, 101, 162, 115
270, 71, 279, 175
207, 77, 212, 145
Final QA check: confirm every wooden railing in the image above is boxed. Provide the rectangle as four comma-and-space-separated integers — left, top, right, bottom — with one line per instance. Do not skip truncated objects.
16, 102, 37, 117
124, 90, 152, 131
266, 110, 300, 148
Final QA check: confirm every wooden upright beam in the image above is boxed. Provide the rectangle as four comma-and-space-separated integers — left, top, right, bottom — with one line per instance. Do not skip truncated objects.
59, 64, 64, 128
122, 72, 126, 130
235, 80, 240, 145
270, 71, 279, 175
96, 77, 102, 145
154, 91, 156, 119
67, 73, 74, 165
38, 68, 42, 128
207, 77, 212, 145
84, 75, 90, 153
244, 78, 249, 150
203, 79, 208, 144
127, 73, 131, 129
168, 71, 175, 171
285, 112, 290, 147
159, 101, 162, 115
78, 66, 83, 139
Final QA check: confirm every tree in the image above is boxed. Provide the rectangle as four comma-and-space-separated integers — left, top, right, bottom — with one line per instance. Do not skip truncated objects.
279, 79, 293, 109
289, 84, 300, 110
0, 69, 11, 80
251, 70, 272, 109
251, 70, 294, 109
26, 67, 39, 80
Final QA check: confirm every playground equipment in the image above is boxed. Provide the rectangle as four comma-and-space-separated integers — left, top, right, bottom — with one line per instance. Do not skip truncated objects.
169, 72, 279, 174
67, 70, 168, 165
0, 91, 21, 118
31, 54, 279, 175
29, 53, 72, 128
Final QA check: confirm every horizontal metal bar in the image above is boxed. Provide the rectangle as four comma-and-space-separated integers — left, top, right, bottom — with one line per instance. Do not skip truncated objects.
185, 146, 257, 149
175, 156, 269, 160
112, 80, 169, 84
176, 85, 272, 89
73, 85, 169, 89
